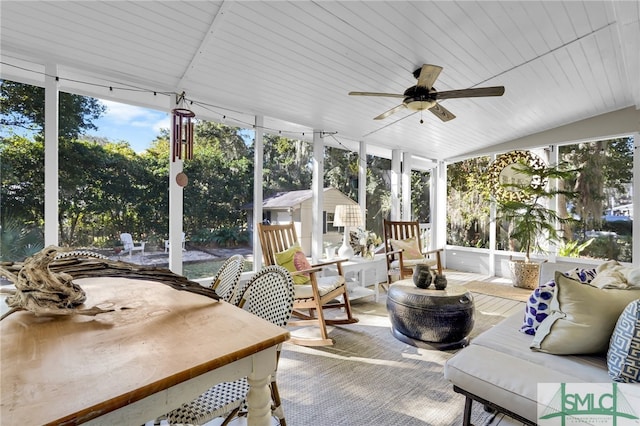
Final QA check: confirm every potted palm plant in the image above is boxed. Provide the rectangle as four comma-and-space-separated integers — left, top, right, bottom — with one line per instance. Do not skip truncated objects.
492, 153, 579, 289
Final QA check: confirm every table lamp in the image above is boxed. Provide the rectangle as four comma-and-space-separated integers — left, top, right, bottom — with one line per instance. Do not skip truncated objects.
333, 204, 363, 259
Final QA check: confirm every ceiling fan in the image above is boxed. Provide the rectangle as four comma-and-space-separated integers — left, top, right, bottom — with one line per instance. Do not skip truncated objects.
349, 64, 505, 122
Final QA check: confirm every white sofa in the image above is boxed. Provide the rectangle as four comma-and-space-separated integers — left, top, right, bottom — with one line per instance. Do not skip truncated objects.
444, 311, 610, 425
444, 267, 640, 425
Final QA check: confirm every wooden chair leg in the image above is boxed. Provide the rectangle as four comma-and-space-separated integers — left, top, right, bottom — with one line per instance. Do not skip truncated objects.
221, 406, 242, 426
270, 380, 286, 426
341, 287, 355, 321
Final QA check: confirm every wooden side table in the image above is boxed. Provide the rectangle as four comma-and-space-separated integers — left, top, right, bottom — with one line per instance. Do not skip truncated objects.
386, 279, 475, 349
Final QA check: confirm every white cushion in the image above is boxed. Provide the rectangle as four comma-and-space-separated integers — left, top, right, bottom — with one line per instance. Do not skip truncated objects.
293, 275, 345, 299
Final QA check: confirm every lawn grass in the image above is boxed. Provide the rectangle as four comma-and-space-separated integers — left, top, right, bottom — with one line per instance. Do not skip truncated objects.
183, 259, 254, 280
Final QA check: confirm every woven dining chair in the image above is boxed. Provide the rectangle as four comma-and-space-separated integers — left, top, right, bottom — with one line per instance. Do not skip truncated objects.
210, 254, 245, 304
161, 265, 295, 426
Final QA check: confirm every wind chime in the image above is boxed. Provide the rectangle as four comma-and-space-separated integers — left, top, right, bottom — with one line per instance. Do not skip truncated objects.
171, 92, 195, 162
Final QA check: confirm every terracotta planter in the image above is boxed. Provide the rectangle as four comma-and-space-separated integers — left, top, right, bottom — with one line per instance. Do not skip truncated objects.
508, 259, 540, 289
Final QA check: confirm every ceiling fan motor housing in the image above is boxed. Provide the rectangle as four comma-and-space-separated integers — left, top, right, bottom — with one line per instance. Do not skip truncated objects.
403, 86, 436, 111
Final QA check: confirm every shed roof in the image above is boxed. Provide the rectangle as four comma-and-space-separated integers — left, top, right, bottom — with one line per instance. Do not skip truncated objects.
243, 188, 357, 210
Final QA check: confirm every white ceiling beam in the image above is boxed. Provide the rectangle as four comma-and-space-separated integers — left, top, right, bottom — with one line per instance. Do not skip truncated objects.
176, 1, 233, 89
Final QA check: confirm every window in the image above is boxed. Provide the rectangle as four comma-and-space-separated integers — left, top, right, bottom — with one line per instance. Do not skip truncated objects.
558, 137, 633, 262
447, 157, 492, 248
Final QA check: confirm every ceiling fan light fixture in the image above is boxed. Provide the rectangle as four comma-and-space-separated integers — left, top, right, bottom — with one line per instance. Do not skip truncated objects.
405, 99, 436, 111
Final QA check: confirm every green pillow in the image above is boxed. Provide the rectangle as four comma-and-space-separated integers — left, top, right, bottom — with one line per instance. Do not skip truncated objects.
274, 242, 311, 284
531, 271, 640, 355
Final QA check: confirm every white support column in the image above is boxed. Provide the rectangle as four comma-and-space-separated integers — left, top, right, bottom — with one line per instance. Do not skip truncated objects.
431, 161, 447, 253
44, 63, 59, 246
390, 149, 402, 220
548, 145, 559, 263
311, 130, 324, 263
253, 117, 265, 270
489, 154, 497, 276
401, 152, 412, 220
168, 97, 184, 275
633, 132, 639, 267
358, 141, 367, 225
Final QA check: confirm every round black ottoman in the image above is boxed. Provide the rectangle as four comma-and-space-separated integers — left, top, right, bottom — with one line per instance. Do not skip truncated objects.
386, 280, 475, 350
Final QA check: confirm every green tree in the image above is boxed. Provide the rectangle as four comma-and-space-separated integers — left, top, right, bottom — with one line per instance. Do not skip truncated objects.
1, 80, 105, 140
263, 134, 313, 194
559, 137, 633, 233
0, 135, 45, 227
447, 157, 492, 247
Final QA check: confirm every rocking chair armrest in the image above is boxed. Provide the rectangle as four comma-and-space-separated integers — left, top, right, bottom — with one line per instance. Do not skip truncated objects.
421, 248, 443, 256
385, 249, 403, 258
290, 266, 323, 276
312, 258, 347, 268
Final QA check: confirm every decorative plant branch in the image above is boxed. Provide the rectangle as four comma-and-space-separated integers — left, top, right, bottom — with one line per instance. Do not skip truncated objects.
0, 246, 219, 321
495, 160, 580, 262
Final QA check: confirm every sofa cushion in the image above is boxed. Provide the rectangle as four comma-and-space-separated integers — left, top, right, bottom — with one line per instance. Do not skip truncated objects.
531, 272, 640, 355
474, 312, 607, 382
520, 267, 597, 336
607, 299, 640, 382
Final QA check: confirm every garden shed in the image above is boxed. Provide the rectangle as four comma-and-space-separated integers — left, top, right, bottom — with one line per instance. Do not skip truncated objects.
245, 188, 358, 254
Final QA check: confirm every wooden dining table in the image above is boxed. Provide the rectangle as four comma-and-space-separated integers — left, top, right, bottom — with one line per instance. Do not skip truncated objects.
0, 276, 289, 426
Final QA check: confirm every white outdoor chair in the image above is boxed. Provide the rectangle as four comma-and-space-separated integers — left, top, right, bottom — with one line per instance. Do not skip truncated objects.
119, 233, 145, 257
164, 232, 186, 253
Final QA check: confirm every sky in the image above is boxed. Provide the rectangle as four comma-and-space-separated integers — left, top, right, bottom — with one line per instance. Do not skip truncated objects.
86, 99, 170, 153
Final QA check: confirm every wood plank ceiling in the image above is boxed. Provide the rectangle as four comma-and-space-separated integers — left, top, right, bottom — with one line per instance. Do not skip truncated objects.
1, 1, 639, 164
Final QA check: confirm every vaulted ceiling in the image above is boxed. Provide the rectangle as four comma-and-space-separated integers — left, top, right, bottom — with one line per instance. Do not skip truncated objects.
2, 1, 639, 166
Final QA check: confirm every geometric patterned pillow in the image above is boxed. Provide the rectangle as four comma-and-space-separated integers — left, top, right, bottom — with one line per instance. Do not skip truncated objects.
520, 267, 598, 335
607, 299, 640, 382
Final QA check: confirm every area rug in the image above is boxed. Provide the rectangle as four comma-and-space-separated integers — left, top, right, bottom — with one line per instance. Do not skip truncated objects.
277, 297, 508, 426
461, 281, 531, 302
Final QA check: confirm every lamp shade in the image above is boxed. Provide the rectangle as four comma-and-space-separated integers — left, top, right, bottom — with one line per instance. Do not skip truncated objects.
334, 204, 363, 227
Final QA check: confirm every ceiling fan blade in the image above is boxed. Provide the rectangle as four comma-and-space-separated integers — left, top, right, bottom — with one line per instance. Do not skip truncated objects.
436, 86, 505, 100
416, 64, 443, 88
349, 91, 405, 98
374, 104, 407, 120
429, 103, 456, 122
